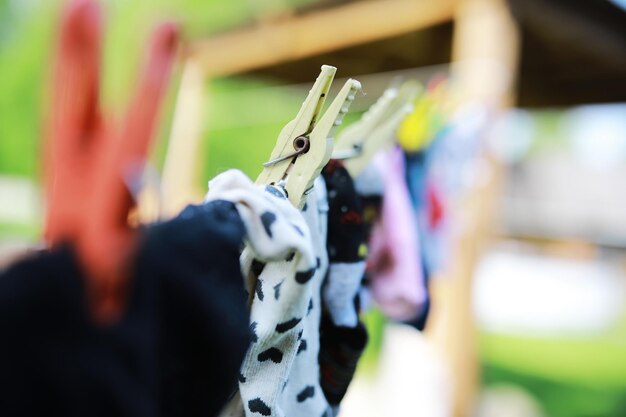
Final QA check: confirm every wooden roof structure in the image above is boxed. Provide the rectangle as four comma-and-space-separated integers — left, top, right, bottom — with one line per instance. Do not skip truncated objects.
510, 0, 626, 106
186, 0, 626, 107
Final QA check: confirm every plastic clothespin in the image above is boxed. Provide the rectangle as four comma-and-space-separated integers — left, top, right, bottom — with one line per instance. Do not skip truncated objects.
44, 0, 178, 323
44, 0, 103, 246
256, 65, 361, 208
332, 88, 400, 160
397, 77, 449, 153
333, 81, 421, 177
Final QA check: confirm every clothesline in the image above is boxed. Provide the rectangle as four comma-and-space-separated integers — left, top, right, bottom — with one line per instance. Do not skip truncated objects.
198, 60, 510, 131
0, 1, 503, 416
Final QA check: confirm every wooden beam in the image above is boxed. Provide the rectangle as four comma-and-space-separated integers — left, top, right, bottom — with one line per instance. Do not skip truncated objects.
188, 0, 455, 76
160, 60, 206, 217
425, 1, 520, 417
451, 0, 520, 105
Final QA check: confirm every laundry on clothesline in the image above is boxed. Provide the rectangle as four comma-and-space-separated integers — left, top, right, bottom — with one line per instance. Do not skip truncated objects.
0, 2, 493, 414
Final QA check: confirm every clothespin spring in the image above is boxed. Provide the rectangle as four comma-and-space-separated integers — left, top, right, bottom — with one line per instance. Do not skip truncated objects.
262, 136, 311, 167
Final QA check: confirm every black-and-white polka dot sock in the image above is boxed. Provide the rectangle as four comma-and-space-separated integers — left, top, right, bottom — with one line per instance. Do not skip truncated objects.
278, 177, 333, 417
207, 171, 328, 417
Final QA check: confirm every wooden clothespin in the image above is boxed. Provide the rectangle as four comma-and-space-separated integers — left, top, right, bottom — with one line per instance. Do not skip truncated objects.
256, 65, 361, 208
44, 0, 178, 323
333, 81, 421, 177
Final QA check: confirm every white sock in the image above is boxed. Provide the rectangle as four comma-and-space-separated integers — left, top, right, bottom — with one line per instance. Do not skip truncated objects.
206, 170, 325, 417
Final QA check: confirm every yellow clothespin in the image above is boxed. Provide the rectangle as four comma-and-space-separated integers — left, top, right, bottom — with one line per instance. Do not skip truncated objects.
397, 77, 448, 152
333, 80, 421, 177
257, 65, 361, 208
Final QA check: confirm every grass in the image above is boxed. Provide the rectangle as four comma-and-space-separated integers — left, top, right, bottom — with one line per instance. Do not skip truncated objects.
480, 312, 626, 417
0, 222, 40, 241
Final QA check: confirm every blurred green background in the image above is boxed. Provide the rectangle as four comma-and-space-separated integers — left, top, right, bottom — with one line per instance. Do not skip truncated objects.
0, 0, 319, 181
0, 0, 323, 241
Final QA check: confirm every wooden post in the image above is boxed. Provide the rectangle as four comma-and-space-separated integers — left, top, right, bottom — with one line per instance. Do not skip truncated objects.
161, 59, 207, 217
424, 0, 520, 416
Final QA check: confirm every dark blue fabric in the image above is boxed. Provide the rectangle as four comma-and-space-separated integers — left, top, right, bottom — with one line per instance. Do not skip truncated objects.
0, 200, 250, 417
403, 259, 431, 331
403, 151, 432, 331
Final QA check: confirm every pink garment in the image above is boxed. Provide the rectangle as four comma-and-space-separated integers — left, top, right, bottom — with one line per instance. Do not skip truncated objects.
367, 146, 427, 320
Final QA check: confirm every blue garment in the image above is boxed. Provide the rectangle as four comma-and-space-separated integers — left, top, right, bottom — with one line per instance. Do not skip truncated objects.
404, 150, 442, 276
0, 200, 251, 417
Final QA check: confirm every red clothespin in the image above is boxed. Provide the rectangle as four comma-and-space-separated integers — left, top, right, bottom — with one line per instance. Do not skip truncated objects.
44, 0, 178, 323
